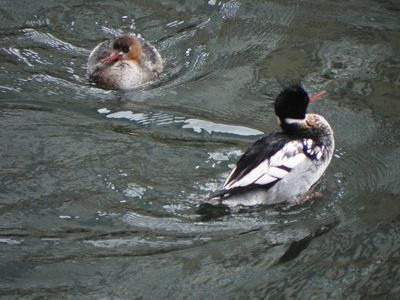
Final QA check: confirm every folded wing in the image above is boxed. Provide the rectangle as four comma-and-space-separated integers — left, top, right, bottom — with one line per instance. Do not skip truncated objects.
223, 140, 306, 191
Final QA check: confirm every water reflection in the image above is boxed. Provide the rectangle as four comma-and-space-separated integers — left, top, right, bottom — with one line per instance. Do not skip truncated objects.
103, 107, 263, 135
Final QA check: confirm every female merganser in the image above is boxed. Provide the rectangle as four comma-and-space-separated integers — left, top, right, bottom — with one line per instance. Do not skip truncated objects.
208, 84, 335, 207
87, 34, 162, 90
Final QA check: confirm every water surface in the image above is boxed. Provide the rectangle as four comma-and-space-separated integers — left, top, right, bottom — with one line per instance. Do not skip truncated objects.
1, 0, 400, 298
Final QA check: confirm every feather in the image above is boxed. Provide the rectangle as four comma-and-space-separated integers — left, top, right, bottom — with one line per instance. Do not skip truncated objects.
222, 138, 307, 193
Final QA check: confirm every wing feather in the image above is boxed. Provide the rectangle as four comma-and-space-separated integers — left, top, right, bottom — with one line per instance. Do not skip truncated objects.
225, 159, 273, 189
222, 140, 306, 192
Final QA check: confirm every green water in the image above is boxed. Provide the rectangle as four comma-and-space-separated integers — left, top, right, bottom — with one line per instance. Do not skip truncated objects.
1, 0, 400, 298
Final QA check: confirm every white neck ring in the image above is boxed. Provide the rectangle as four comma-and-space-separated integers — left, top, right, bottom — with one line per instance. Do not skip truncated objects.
284, 118, 306, 125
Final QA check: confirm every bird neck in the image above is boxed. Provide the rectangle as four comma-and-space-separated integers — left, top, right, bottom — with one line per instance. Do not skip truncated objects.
279, 117, 309, 135
128, 41, 142, 62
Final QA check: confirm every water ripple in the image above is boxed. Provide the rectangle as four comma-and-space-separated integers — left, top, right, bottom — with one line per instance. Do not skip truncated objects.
22, 28, 88, 55
0, 0, 399, 298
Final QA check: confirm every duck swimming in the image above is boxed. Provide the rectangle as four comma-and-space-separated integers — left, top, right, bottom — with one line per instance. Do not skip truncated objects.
208, 84, 335, 207
87, 34, 162, 90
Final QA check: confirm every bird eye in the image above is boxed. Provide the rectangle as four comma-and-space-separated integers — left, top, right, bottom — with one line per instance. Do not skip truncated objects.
122, 46, 129, 53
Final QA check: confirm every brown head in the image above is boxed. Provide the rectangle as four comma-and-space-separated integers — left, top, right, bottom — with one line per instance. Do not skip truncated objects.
100, 35, 142, 64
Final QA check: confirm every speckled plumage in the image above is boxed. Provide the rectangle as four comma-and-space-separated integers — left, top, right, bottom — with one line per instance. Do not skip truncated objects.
87, 35, 162, 90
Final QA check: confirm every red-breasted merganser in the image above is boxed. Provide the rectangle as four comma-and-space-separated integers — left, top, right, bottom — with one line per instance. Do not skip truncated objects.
208, 84, 335, 207
87, 34, 162, 90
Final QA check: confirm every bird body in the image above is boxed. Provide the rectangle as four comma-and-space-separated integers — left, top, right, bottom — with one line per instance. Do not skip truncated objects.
87, 35, 162, 90
208, 85, 334, 207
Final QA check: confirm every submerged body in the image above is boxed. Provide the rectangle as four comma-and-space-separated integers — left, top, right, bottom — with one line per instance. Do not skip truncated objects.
87, 35, 162, 90
208, 85, 335, 207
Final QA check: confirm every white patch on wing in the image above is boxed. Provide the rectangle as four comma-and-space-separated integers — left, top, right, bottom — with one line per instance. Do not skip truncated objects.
270, 141, 305, 168
268, 166, 289, 178
223, 141, 307, 190
280, 153, 306, 169
254, 173, 279, 185
225, 160, 270, 189
254, 165, 290, 185
285, 140, 302, 155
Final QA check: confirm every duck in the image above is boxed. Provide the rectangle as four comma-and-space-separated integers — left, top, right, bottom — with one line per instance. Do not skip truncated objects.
87, 34, 162, 90
207, 84, 335, 207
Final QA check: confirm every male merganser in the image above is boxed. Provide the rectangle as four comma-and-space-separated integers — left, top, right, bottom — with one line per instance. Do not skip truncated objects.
87, 34, 162, 90
208, 84, 335, 207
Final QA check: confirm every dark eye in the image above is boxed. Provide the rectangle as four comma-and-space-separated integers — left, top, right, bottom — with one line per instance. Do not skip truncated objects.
122, 46, 129, 53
